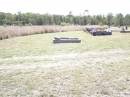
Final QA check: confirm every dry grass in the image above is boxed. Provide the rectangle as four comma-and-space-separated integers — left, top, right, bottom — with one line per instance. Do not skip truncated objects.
0, 31, 130, 58
0, 25, 110, 40
0, 49, 130, 97
0, 25, 85, 40
0, 31, 130, 96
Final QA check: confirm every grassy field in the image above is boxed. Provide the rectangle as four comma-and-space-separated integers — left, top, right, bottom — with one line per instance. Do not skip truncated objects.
0, 31, 130, 97
0, 31, 130, 58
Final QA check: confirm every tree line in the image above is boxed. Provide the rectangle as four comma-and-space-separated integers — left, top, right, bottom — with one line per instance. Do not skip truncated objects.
0, 12, 130, 26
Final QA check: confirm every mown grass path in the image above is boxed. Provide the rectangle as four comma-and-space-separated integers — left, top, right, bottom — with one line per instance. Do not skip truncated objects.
0, 49, 130, 97
0, 31, 130, 97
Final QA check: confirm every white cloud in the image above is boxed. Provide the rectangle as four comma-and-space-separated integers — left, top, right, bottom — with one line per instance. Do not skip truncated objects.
0, 0, 129, 15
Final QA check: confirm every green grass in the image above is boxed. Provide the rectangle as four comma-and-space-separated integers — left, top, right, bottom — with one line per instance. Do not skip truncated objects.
0, 31, 130, 58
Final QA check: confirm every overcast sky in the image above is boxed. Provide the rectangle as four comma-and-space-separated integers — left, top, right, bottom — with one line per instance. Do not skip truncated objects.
0, 0, 129, 15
